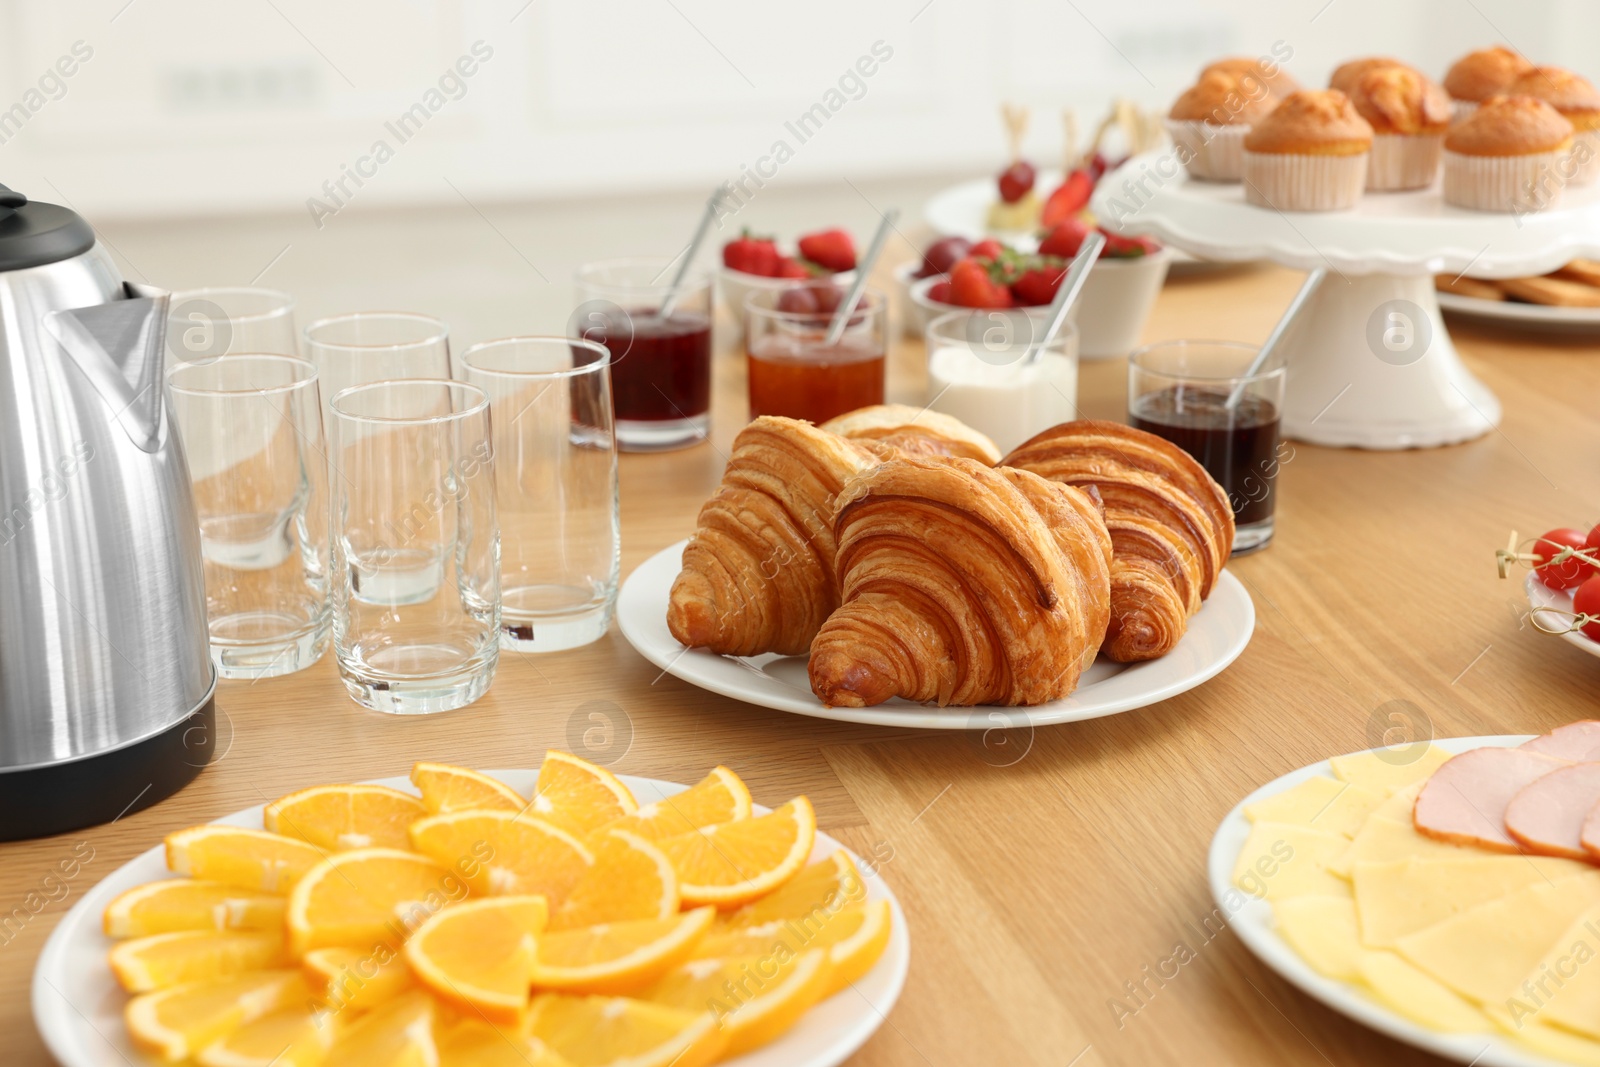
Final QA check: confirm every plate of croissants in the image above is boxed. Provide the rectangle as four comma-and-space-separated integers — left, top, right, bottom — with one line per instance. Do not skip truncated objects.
618, 405, 1255, 728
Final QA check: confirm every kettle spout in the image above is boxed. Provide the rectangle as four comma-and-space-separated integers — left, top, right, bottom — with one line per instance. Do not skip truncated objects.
45, 282, 171, 452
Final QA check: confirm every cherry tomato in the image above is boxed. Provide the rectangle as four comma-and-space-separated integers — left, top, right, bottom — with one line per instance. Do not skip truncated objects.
1534, 528, 1593, 590
1574, 575, 1600, 642
1587, 523, 1600, 554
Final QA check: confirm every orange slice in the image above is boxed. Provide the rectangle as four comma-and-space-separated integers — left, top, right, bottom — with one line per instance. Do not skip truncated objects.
286, 847, 455, 956
411, 761, 525, 815
722, 850, 865, 928
303, 946, 414, 1012
438, 1018, 573, 1067
647, 948, 830, 1055
166, 826, 325, 892
194, 1006, 335, 1067
324, 989, 437, 1067
530, 751, 638, 834
551, 829, 678, 931
600, 767, 752, 843
110, 930, 288, 994
658, 798, 816, 907
125, 969, 309, 1061
104, 879, 287, 938
529, 907, 716, 994
526, 994, 725, 1067
263, 784, 425, 852
691, 899, 892, 995
410, 810, 592, 904
404, 895, 548, 1023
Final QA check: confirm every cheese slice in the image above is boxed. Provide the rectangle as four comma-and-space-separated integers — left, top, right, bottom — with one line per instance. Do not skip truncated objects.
1369, 780, 1425, 823
1274, 896, 1361, 979
1232, 823, 1349, 901
1397, 874, 1600, 1004
1330, 816, 1477, 879
1245, 776, 1387, 839
1329, 745, 1453, 796
1354, 856, 1592, 947
1355, 949, 1489, 1033
1509, 902, 1600, 1041
1485, 1004, 1600, 1066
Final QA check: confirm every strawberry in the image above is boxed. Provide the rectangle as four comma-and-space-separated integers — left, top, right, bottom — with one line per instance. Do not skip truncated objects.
997, 161, 1036, 203
1100, 229, 1160, 258
970, 239, 1005, 261
1038, 218, 1092, 259
797, 228, 856, 272
927, 279, 954, 304
1010, 265, 1065, 307
1087, 151, 1111, 180
723, 231, 780, 277
948, 258, 1015, 309
1040, 169, 1094, 229
773, 256, 812, 279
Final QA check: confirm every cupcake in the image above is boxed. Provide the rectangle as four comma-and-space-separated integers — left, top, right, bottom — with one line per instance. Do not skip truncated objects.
1442, 46, 1533, 122
1242, 90, 1374, 211
1202, 56, 1299, 99
1506, 67, 1600, 185
1347, 66, 1452, 190
1167, 70, 1280, 181
1441, 95, 1573, 212
1329, 56, 1413, 95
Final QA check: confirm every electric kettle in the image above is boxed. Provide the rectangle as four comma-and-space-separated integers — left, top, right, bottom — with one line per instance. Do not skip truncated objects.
0, 185, 214, 840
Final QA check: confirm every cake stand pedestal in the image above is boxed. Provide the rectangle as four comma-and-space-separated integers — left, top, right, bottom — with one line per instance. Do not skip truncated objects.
1092, 152, 1600, 449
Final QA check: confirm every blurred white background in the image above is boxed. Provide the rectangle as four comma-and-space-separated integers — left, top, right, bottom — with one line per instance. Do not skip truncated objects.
0, 0, 1593, 343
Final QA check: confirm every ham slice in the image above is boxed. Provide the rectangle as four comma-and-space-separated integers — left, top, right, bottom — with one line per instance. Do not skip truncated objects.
1580, 805, 1600, 860
1413, 747, 1570, 852
1521, 721, 1600, 761
1505, 762, 1600, 860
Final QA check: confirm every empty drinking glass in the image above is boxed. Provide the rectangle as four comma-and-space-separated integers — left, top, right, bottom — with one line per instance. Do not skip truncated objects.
166, 355, 329, 678
460, 337, 619, 652
328, 379, 500, 713
303, 312, 451, 409
166, 288, 298, 366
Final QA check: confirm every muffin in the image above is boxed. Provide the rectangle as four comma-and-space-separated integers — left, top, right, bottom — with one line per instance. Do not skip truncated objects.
1242, 90, 1374, 211
1202, 56, 1300, 98
1329, 56, 1413, 95
1506, 67, 1600, 185
1443, 46, 1533, 121
1442, 95, 1574, 212
1167, 70, 1280, 181
1347, 66, 1453, 190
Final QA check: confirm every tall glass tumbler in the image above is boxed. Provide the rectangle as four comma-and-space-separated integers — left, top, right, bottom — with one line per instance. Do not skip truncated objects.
573, 258, 712, 452
166, 355, 329, 678
166, 288, 298, 366
303, 312, 452, 408
460, 338, 620, 652
1128, 340, 1287, 555
328, 380, 500, 714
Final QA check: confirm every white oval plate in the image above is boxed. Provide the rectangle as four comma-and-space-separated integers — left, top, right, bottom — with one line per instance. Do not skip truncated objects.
33, 771, 910, 1067
1439, 292, 1600, 335
1526, 572, 1600, 660
1205, 734, 1593, 1067
618, 540, 1254, 729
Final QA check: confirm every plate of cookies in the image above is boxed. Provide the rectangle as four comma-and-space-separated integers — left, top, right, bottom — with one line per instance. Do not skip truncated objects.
618, 406, 1255, 729
1438, 261, 1600, 333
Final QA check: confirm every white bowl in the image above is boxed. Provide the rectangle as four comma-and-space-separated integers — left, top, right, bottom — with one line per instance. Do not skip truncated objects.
894, 261, 936, 339
717, 265, 856, 342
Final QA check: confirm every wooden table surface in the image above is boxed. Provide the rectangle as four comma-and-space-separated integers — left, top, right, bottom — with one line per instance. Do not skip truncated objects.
5, 257, 1599, 1067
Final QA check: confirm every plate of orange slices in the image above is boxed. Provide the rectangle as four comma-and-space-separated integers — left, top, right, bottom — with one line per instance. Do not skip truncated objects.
33, 752, 909, 1067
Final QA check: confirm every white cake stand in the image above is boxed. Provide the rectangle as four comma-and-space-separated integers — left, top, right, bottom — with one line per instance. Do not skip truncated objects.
1092, 151, 1600, 449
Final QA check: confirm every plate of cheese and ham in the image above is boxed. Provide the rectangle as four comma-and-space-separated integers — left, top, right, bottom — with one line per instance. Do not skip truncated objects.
1210, 723, 1600, 1067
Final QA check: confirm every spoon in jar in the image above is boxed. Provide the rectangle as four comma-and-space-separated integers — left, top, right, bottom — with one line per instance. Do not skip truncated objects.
824, 209, 898, 347
1021, 229, 1106, 366
658, 187, 726, 319
1225, 268, 1326, 409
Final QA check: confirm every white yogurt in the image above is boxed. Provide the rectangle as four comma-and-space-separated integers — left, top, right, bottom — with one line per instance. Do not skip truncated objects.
926, 345, 1079, 454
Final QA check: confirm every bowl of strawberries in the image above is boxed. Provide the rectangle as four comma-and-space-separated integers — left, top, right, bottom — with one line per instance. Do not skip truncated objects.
908, 220, 1168, 359
720, 228, 858, 339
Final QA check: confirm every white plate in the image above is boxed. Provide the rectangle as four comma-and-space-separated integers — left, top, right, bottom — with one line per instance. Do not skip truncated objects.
1439, 292, 1600, 335
1206, 734, 1591, 1067
618, 540, 1254, 729
33, 771, 910, 1067
1526, 572, 1600, 660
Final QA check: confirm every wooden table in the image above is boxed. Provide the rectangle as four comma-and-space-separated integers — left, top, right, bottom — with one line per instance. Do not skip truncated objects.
6, 259, 1598, 1067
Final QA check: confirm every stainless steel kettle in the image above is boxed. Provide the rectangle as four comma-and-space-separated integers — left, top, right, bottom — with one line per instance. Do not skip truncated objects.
0, 185, 214, 840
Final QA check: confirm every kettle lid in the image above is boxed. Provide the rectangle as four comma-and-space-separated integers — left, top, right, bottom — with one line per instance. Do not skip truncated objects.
0, 184, 95, 271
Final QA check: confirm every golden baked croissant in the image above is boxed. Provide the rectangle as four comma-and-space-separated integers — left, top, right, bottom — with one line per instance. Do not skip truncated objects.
1003, 420, 1234, 662
820, 404, 1001, 465
808, 455, 1112, 707
667, 416, 875, 657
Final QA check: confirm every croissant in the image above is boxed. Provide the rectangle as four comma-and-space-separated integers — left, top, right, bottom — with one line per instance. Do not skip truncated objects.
667, 417, 875, 657
820, 404, 1002, 464
1003, 420, 1234, 663
808, 455, 1112, 707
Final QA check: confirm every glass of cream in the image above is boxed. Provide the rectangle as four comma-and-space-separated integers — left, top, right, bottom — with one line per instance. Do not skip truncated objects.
924, 310, 1080, 455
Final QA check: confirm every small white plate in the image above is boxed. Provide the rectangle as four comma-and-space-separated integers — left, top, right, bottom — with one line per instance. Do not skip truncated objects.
33, 772, 910, 1067
1438, 292, 1600, 335
1207, 734, 1585, 1067
618, 540, 1254, 729
1526, 572, 1600, 660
